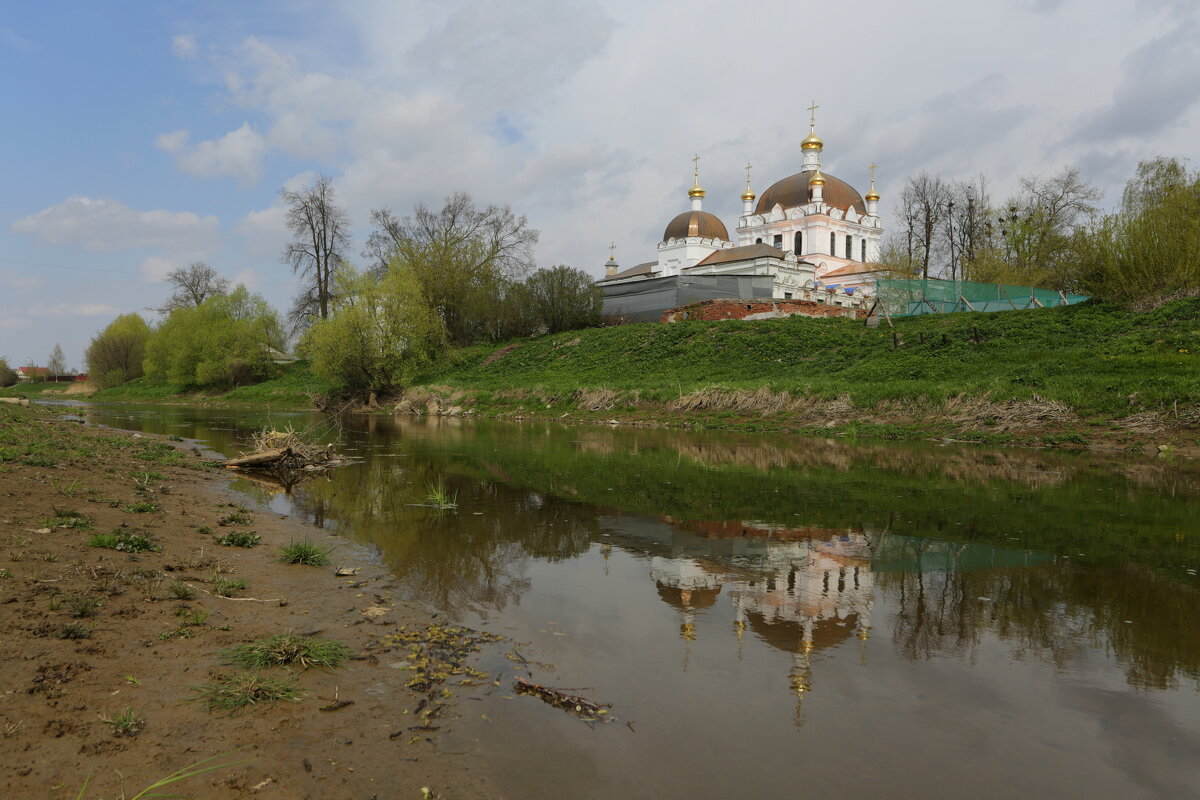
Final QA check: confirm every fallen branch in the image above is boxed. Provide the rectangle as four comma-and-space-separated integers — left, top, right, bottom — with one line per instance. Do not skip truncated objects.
514, 677, 612, 722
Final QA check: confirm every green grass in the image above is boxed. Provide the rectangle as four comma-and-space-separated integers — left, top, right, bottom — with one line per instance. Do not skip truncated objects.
87, 528, 160, 553
407, 298, 1200, 423
80, 361, 333, 409
123, 501, 160, 513
100, 707, 144, 738
193, 672, 301, 714
216, 530, 261, 548
42, 508, 93, 530
169, 580, 197, 600
66, 595, 102, 618
424, 479, 458, 509
212, 577, 246, 597
222, 632, 352, 670
218, 511, 252, 526
278, 539, 332, 566
59, 622, 92, 640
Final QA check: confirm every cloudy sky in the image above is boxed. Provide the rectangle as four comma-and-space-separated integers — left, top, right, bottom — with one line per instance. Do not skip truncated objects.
2, 0, 1199, 368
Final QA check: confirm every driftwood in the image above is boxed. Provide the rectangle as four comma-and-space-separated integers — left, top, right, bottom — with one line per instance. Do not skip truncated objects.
224, 447, 293, 468
514, 677, 612, 722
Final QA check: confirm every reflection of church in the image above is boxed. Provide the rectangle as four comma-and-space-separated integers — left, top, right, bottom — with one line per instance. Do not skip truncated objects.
648, 525, 874, 723
598, 105, 884, 317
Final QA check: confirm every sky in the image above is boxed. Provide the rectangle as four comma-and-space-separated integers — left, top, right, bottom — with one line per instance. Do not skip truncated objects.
2, 0, 1199, 369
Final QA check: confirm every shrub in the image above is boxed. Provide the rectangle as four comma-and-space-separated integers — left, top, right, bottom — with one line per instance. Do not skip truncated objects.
85, 313, 151, 389
278, 539, 332, 566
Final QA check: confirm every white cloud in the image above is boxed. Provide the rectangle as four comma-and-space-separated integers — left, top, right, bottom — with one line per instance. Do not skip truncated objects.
25, 303, 118, 317
229, 268, 259, 289
0, 316, 31, 329
157, 122, 267, 186
11, 196, 220, 254
139, 256, 178, 282
172, 34, 198, 59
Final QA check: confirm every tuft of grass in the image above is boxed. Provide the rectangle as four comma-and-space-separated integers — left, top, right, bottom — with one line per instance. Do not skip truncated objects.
123, 501, 160, 513
42, 508, 93, 530
0, 568, 11, 579
59, 622, 92, 640
278, 539, 332, 566
193, 672, 300, 715
66, 595, 102, 618
195, 525, 214, 535
169, 580, 196, 600
212, 577, 246, 597
87, 528, 160, 553
222, 632, 352, 670
218, 511, 252, 526
216, 530, 261, 548
424, 479, 458, 509
100, 707, 144, 738
175, 606, 208, 626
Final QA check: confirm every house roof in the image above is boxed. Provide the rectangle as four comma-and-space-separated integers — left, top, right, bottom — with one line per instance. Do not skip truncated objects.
610, 261, 659, 280
819, 262, 891, 279
695, 243, 790, 267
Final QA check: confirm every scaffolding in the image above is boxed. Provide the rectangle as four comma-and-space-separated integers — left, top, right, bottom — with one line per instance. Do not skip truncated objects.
873, 277, 1089, 318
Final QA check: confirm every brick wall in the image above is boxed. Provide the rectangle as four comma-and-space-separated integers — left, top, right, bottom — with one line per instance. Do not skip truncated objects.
661, 298, 866, 323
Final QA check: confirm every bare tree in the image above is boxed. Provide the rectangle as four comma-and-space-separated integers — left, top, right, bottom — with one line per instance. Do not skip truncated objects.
157, 262, 231, 315
946, 175, 993, 282
362, 208, 404, 277
899, 173, 951, 279
282, 174, 351, 328
47, 343, 67, 380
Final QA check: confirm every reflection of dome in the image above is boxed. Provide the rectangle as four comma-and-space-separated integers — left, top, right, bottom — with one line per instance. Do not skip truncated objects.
746, 611, 859, 653
662, 210, 730, 242
656, 584, 722, 611
756, 171, 866, 215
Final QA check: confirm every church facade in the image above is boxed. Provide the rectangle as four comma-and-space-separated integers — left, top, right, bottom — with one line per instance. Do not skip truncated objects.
598, 111, 883, 315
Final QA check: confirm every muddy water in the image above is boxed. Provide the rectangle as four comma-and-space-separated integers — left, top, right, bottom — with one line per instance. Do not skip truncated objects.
70, 405, 1200, 799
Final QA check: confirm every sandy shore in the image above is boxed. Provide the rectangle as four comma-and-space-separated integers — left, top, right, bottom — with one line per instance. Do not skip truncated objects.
0, 405, 496, 799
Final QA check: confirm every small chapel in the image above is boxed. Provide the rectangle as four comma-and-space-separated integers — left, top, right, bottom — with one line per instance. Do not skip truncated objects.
598, 106, 884, 321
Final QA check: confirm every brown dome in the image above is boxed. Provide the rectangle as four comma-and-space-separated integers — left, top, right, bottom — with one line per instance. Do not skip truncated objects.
755, 170, 866, 215
662, 210, 729, 242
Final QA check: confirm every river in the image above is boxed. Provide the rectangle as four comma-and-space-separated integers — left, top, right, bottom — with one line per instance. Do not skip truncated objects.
64, 403, 1200, 799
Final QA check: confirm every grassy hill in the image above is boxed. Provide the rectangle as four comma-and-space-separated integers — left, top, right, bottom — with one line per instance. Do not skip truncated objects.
406, 298, 1200, 445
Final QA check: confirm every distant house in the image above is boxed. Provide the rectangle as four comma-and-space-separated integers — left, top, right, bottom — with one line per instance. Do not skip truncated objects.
15, 366, 49, 383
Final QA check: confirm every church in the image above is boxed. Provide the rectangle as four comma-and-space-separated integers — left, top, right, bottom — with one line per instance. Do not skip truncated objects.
598, 108, 884, 321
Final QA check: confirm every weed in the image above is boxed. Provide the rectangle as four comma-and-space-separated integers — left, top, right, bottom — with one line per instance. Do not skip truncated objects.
278, 539, 332, 566
51, 479, 84, 497
0, 568, 11, 579
100, 707, 143, 738
195, 525, 214, 535
175, 606, 208, 626
212, 577, 246, 597
218, 511, 252, 526
59, 622, 92, 640
223, 632, 352, 670
87, 528, 160, 553
49, 594, 62, 610
123, 501, 160, 514
123, 674, 141, 685
42, 508, 93, 530
424, 479, 458, 509
216, 530, 260, 548
193, 672, 301, 714
73, 746, 254, 799
67, 595, 102, 618
169, 580, 197, 601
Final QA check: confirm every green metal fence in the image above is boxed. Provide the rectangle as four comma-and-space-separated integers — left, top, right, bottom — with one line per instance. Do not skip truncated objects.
874, 277, 1089, 317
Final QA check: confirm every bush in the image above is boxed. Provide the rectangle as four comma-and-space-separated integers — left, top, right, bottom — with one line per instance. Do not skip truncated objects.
524, 265, 602, 333
85, 313, 151, 389
0, 357, 16, 388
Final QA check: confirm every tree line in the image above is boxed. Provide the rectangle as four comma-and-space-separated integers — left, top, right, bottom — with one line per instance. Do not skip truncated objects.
884, 156, 1200, 305
67, 181, 602, 398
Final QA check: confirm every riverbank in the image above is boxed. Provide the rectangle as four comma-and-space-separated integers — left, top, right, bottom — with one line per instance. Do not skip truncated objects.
0, 404, 495, 799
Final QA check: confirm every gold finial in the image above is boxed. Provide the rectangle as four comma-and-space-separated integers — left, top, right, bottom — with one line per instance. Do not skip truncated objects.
809, 169, 825, 186
741, 161, 755, 201
865, 163, 880, 202
608, 241, 616, 260
688, 153, 705, 198
802, 101, 824, 151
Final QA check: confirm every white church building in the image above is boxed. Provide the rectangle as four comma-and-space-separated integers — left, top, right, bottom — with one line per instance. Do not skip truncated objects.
598, 110, 884, 317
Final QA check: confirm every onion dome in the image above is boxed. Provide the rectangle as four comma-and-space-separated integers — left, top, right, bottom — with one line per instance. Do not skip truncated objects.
865, 186, 880, 202
741, 188, 756, 202
755, 170, 866, 215
801, 130, 824, 151
689, 184, 706, 199
809, 170, 826, 186
663, 210, 730, 241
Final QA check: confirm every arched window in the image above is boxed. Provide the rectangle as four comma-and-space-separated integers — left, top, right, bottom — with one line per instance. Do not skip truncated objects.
794, 231, 802, 255
829, 232, 836, 256
755, 237, 763, 244
846, 234, 853, 261
861, 239, 866, 262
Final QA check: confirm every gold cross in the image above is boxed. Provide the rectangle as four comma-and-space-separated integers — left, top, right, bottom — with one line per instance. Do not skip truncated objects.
609, 241, 616, 260
807, 100, 819, 129
745, 162, 752, 188
869, 163, 877, 184
692, 153, 700, 180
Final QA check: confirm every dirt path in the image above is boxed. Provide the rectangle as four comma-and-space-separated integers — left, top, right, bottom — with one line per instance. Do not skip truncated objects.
0, 406, 496, 799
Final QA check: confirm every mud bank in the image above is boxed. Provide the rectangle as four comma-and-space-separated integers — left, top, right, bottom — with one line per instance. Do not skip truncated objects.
0, 405, 495, 799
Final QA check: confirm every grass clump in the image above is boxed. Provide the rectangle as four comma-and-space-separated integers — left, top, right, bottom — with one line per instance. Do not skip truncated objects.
216, 530, 261, 548
87, 528, 160, 553
212, 577, 246, 597
123, 501, 160, 513
59, 622, 92, 640
278, 539, 332, 566
425, 479, 458, 509
193, 672, 300, 715
67, 595, 102, 618
169, 580, 196, 600
223, 632, 352, 670
101, 707, 144, 738
218, 511, 252, 526
42, 508, 93, 530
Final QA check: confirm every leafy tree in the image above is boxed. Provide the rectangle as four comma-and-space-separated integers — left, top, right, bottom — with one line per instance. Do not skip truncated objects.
47, 344, 68, 380
302, 264, 446, 397
282, 174, 351, 329
366, 193, 537, 346
144, 286, 285, 387
0, 357, 16, 387
85, 313, 151, 388
524, 265, 602, 333
157, 262, 231, 315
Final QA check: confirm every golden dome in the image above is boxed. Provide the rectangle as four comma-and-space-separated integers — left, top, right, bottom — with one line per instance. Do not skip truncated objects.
809, 170, 826, 186
801, 131, 824, 151
741, 189, 756, 201
865, 188, 880, 202
688, 185, 706, 198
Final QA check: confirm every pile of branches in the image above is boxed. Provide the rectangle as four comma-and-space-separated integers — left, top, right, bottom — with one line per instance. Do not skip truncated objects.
224, 424, 348, 491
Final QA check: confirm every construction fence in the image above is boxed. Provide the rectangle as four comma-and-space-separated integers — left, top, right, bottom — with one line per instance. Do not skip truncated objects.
873, 277, 1089, 318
